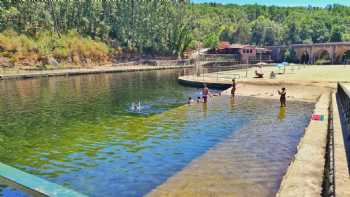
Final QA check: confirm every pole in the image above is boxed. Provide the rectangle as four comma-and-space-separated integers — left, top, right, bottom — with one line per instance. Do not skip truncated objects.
203, 67, 204, 81
246, 64, 248, 78
260, 52, 262, 63
217, 67, 219, 81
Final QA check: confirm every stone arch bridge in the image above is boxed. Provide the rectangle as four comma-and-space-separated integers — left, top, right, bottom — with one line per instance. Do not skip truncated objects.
267, 42, 350, 64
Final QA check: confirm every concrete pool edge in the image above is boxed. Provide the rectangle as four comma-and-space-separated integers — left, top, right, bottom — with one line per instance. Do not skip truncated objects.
276, 92, 330, 196
0, 65, 192, 80
0, 162, 86, 197
278, 90, 350, 197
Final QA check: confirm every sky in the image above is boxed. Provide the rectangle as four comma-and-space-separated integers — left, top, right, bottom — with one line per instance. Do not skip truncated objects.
192, 0, 350, 7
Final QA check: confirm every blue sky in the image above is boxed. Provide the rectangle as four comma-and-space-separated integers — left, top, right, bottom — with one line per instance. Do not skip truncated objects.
192, 0, 350, 7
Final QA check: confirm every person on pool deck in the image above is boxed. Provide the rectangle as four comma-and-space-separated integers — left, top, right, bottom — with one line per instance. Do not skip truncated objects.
278, 87, 287, 107
231, 78, 236, 98
270, 71, 276, 79
202, 84, 209, 103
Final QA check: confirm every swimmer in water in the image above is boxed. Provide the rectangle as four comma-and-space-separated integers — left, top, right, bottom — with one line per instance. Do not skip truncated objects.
131, 101, 142, 111
278, 87, 287, 107
187, 97, 194, 105
202, 84, 209, 103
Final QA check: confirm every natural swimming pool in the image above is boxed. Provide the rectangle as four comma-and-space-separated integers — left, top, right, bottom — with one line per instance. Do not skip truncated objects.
0, 69, 314, 197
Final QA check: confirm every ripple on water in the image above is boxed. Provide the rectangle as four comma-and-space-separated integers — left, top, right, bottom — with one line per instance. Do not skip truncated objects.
147, 97, 314, 197
0, 70, 314, 197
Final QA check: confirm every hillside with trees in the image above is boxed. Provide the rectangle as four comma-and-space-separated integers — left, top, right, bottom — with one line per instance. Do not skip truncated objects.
192, 3, 350, 47
0, 1, 350, 68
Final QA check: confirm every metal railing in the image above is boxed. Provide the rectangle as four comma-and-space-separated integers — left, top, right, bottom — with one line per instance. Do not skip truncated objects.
179, 64, 252, 82
199, 54, 240, 61
337, 83, 350, 172
337, 83, 350, 128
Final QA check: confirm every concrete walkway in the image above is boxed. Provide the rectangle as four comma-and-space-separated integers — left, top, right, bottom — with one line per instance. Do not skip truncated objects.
209, 65, 350, 83
0, 65, 192, 80
181, 65, 350, 91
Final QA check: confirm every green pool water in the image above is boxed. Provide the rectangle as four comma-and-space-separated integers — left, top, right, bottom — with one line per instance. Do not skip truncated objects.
0, 69, 314, 197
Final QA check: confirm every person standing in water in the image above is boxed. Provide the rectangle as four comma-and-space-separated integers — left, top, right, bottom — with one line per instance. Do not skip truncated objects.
202, 84, 209, 103
187, 97, 194, 105
231, 78, 236, 98
278, 87, 287, 107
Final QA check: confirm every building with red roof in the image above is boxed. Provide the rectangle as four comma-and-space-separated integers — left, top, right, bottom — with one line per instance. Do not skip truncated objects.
207, 42, 272, 64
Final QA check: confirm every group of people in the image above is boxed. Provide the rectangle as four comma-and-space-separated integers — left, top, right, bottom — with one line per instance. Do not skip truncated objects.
255, 66, 277, 79
187, 84, 221, 104
188, 78, 287, 107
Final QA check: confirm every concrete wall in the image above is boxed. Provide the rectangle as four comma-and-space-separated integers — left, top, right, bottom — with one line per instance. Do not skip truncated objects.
333, 93, 350, 196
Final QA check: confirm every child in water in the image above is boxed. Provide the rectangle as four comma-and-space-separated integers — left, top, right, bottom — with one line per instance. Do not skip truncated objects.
278, 87, 287, 107
187, 97, 194, 105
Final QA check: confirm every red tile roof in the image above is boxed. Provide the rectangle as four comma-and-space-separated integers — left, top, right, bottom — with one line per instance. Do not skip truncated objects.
217, 42, 231, 49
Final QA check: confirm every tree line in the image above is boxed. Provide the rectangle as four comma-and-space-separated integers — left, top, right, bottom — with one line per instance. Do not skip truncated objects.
193, 3, 350, 48
1, 1, 350, 58
0, 0, 191, 58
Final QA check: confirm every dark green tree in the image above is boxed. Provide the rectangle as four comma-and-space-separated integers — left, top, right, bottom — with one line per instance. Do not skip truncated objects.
284, 48, 297, 63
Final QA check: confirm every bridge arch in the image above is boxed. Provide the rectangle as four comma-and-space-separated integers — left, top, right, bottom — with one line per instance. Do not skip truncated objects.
300, 51, 310, 64
314, 49, 331, 64
269, 42, 350, 64
341, 50, 350, 64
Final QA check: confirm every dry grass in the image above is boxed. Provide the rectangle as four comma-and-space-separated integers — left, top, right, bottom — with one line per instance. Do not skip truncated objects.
0, 29, 111, 68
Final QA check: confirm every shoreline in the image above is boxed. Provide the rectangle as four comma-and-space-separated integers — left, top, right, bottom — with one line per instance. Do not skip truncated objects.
179, 75, 332, 103
0, 64, 193, 80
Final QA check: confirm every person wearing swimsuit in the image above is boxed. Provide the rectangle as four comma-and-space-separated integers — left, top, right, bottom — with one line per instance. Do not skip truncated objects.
231, 78, 236, 98
278, 87, 286, 107
202, 84, 209, 103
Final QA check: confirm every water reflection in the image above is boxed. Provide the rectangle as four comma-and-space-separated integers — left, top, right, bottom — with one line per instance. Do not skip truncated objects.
0, 70, 314, 197
230, 97, 235, 111
202, 102, 208, 117
278, 106, 286, 121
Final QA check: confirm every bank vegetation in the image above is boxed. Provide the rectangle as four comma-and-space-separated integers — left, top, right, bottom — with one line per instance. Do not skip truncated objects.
0, 1, 350, 69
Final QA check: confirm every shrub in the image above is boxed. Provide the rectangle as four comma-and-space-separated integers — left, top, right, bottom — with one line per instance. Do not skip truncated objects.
315, 59, 330, 65
52, 30, 110, 64
0, 29, 111, 67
